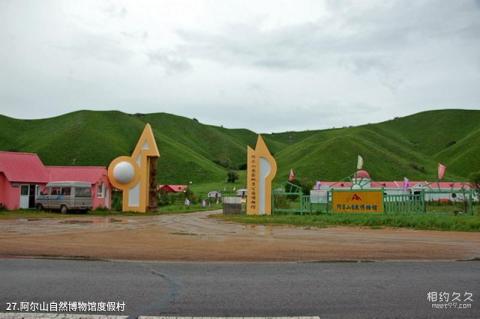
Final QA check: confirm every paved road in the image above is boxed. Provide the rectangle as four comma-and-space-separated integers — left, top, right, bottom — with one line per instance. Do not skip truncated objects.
0, 258, 479, 319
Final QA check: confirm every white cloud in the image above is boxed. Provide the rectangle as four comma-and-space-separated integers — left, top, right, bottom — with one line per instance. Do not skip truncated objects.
0, 0, 479, 131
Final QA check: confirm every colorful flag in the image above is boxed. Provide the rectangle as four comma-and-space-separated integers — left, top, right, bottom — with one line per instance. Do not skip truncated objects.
403, 177, 409, 191
357, 155, 364, 170
438, 163, 447, 180
288, 168, 296, 181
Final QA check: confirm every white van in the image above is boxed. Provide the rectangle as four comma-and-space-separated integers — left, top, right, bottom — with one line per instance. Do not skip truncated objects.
35, 181, 92, 213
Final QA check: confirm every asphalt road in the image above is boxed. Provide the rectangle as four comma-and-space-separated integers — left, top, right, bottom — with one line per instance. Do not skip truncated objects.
0, 258, 479, 319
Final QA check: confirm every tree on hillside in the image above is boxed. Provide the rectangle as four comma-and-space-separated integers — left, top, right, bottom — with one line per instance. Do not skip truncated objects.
227, 170, 239, 183
470, 171, 480, 190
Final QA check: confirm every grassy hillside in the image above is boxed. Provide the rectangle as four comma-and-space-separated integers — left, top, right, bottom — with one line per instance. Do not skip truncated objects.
274, 126, 439, 181
273, 109, 480, 181
0, 111, 227, 183
0, 109, 479, 186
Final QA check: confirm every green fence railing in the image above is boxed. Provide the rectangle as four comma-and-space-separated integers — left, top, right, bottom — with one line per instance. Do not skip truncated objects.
384, 192, 425, 214
273, 188, 477, 215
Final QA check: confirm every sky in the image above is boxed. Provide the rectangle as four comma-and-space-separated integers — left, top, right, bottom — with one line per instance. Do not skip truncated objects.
0, 0, 479, 132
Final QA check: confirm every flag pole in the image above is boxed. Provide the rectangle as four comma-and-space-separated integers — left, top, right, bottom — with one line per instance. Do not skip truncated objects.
437, 163, 440, 191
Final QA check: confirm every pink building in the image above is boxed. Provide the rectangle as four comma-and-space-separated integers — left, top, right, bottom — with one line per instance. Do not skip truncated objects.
313, 169, 472, 202
0, 151, 111, 210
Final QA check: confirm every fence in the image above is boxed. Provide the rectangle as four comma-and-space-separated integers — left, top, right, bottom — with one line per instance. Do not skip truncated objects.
272, 188, 478, 215
423, 189, 475, 214
383, 193, 424, 214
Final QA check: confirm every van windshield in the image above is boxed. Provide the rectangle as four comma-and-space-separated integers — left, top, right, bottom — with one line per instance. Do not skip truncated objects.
75, 187, 91, 197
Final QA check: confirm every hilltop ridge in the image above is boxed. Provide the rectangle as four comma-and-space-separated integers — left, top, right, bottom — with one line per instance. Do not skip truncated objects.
1, 109, 479, 183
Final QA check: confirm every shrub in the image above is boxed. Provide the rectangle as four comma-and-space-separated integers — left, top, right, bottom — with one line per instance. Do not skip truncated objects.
227, 170, 239, 183
111, 191, 123, 211
469, 171, 480, 190
184, 188, 198, 204
158, 190, 182, 206
238, 163, 247, 170
446, 140, 456, 147
410, 163, 426, 173
214, 159, 234, 169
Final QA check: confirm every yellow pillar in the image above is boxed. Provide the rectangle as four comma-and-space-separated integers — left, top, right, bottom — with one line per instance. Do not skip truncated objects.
246, 135, 277, 215
107, 124, 160, 212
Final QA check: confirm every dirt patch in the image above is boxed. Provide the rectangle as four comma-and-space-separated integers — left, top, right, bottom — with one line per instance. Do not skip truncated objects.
59, 220, 94, 224
0, 211, 479, 261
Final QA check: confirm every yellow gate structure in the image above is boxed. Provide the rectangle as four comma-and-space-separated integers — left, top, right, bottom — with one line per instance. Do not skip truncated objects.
246, 135, 277, 215
108, 124, 160, 213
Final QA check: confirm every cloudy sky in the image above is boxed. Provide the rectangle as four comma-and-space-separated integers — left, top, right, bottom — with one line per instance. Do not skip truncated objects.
0, 0, 479, 132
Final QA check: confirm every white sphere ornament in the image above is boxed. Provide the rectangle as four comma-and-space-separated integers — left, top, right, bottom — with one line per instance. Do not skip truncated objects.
113, 161, 135, 184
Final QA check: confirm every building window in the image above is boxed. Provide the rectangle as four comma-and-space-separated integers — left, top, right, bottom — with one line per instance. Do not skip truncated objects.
97, 183, 105, 198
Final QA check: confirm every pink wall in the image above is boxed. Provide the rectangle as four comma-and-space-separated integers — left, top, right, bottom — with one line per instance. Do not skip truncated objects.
0, 173, 112, 211
0, 173, 20, 210
91, 176, 112, 209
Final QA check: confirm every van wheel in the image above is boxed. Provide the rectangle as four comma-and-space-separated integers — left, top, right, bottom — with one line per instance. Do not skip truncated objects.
60, 205, 68, 214
36, 204, 43, 211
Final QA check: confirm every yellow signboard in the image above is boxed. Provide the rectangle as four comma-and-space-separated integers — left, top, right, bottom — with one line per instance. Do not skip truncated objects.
332, 190, 384, 213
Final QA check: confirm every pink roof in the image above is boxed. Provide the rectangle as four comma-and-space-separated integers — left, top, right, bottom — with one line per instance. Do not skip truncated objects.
158, 184, 188, 192
47, 166, 107, 185
317, 180, 471, 189
0, 151, 49, 183
371, 181, 403, 188
424, 182, 471, 189
320, 181, 353, 188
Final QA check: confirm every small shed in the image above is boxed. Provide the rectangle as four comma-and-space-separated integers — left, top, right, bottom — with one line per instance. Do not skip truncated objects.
158, 184, 188, 193
207, 191, 222, 199
236, 188, 248, 198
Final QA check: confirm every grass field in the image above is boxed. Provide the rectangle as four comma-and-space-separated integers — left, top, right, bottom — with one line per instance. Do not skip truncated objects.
215, 212, 480, 232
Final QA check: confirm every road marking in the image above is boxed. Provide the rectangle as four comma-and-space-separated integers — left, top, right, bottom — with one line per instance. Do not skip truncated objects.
0, 314, 128, 319
139, 317, 321, 319
0, 316, 319, 319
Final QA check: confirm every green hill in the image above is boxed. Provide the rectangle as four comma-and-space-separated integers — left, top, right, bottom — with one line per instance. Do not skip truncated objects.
0, 109, 479, 185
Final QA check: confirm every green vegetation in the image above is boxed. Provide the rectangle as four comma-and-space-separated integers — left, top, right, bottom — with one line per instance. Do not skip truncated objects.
470, 171, 480, 189
1, 109, 480, 188
227, 170, 239, 183
216, 212, 480, 232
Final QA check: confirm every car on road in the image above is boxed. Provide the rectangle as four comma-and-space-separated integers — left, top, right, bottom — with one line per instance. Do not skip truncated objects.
35, 181, 92, 213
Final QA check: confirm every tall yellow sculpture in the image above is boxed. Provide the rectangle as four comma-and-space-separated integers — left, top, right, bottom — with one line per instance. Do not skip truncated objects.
108, 124, 160, 212
246, 135, 277, 215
